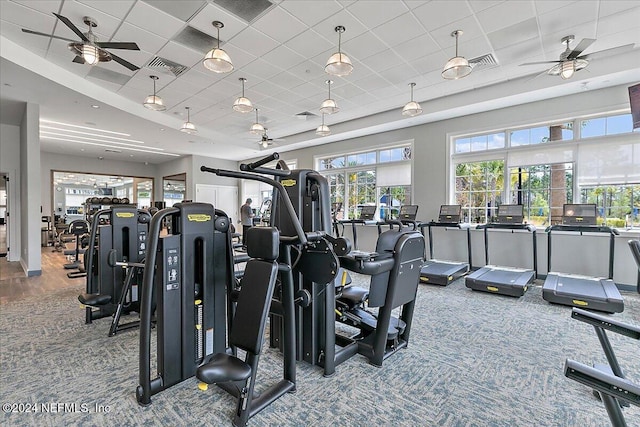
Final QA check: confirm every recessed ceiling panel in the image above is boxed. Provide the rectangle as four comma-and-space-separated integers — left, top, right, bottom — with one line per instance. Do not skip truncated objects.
213, 0, 274, 23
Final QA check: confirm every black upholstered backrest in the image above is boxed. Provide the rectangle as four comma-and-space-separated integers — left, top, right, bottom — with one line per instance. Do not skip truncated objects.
630, 240, 640, 271
230, 227, 280, 355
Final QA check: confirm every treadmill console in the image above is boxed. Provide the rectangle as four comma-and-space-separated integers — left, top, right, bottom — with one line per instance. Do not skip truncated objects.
399, 205, 419, 221
496, 204, 524, 224
359, 205, 377, 221
438, 205, 461, 223
563, 204, 597, 225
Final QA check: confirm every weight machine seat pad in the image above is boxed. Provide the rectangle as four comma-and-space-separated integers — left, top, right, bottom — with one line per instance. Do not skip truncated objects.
339, 256, 395, 275
339, 286, 369, 309
196, 353, 251, 385
246, 227, 279, 261
78, 293, 111, 306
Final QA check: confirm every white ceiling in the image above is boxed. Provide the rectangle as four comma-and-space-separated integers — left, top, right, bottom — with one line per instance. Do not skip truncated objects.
1, 0, 639, 164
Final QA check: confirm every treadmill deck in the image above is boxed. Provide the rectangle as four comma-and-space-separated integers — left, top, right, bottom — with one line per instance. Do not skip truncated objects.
419, 260, 469, 286
542, 273, 624, 313
465, 265, 534, 297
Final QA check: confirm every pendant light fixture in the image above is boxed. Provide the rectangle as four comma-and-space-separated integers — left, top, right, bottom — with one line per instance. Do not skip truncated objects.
320, 80, 339, 114
250, 108, 265, 134
316, 113, 331, 136
442, 30, 472, 80
325, 25, 353, 77
233, 78, 253, 113
203, 21, 233, 74
180, 107, 197, 134
143, 75, 166, 111
401, 83, 422, 117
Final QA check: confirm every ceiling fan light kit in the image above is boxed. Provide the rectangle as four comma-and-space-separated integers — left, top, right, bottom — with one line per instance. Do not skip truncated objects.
326, 26, 353, 77
203, 21, 234, 73
442, 30, 472, 80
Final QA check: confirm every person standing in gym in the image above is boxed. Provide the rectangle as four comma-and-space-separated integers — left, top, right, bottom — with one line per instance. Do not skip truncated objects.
240, 198, 254, 249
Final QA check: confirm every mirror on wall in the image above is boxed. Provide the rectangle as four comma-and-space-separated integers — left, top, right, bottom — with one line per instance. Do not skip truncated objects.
52, 171, 154, 223
163, 173, 186, 208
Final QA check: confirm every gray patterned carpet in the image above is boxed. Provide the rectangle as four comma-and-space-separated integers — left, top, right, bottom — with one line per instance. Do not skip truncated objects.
1, 276, 638, 427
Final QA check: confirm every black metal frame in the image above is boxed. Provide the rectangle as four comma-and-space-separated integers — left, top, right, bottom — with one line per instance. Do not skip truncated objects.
564, 308, 640, 426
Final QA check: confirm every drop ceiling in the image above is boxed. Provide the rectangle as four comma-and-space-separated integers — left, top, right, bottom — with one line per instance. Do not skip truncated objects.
1, 0, 639, 164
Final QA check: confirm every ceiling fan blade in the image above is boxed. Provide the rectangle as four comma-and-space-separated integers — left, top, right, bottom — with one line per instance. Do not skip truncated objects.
579, 43, 635, 60
72, 55, 85, 64
53, 13, 89, 42
567, 38, 596, 59
109, 52, 140, 71
520, 60, 562, 66
21, 28, 77, 42
95, 42, 140, 50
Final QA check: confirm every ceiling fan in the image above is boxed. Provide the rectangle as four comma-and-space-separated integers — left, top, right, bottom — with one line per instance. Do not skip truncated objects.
520, 35, 635, 80
257, 129, 284, 149
22, 13, 140, 71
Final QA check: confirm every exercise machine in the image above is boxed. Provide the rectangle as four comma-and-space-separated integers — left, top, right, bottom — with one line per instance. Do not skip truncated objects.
419, 205, 471, 286
630, 239, 640, 294
542, 204, 624, 313
338, 205, 377, 251
564, 308, 639, 426
78, 206, 150, 329
137, 202, 233, 405
465, 204, 537, 297
336, 223, 425, 367
62, 219, 89, 270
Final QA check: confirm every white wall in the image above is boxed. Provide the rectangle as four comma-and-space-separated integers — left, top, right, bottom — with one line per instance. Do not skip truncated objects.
155, 156, 192, 202
20, 103, 41, 275
0, 123, 21, 262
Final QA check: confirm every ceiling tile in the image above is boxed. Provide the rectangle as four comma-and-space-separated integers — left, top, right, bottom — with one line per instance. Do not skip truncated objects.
493, 37, 543, 66
126, 1, 185, 39
331, 82, 366, 99
280, 1, 343, 27
476, 1, 536, 33
219, 44, 257, 69
371, 12, 424, 47
467, 0, 505, 13
162, 77, 207, 99
346, 1, 408, 28
393, 34, 440, 62
261, 45, 306, 70
428, 16, 484, 50
268, 71, 306, 92
142, 0, 206, 21
597, 8, 640, 38
351, 73, 392, 92
538, 1, 598, 35
0, 20, 50, 56
1, 1, 57, 34
241, 58, 283, 81
188, 3, 248, 40
289, 81, 324, 99
288, 60, 327, 82
252, 6, 307, 43
359, 48, 406, 73
412, 0, 473, 31
599, 1, 639, 18
533, 0, 578, 15
378, 64, 419, 86
57, 1, 122, 39
10, 0, 62, 15
156, 40, 203, 69
341, 31, 385, 61
487, 17, 539, 51
75, 1, 135, 20
228, 26, 279, 57
540, 23, 596, 55
113, 22, 167, 54
286, 29, 333, 59
313, 8, 368, 41
412, 50, 449, 74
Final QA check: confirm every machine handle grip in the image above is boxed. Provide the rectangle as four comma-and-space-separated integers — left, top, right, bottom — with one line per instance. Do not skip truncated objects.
240, 153, 280, 171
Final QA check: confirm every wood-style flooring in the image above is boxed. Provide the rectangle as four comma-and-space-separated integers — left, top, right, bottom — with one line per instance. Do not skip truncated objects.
0, 245, 83, 304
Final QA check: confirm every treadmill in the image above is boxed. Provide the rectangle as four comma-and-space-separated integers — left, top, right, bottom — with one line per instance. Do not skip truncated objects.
339, 205, 377, 251
465, 204, 537, 297
419, 205, 471, 286
542, 204, 624, 313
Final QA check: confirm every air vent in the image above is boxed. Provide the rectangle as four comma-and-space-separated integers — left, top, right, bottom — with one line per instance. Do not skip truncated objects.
146, 56, 189, 77
105, 149, 122, 153
468, 53, 498, 70
213, 0, 274, 22
295, 111, 317, 120
173, 26, 218, 54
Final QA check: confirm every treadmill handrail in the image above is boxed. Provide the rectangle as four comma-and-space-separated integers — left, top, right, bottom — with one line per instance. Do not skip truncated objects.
564, 359, 640, 407
419, 222, 472, 267
480, 223, 537, 276
477, 223, 536, 232
571, 308, 640, 339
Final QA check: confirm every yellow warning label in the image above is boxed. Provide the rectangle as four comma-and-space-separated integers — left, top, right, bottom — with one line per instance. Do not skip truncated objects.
448, 276, 453, 281
187, 214, 211, 222
281, 179, 297, 187
487, 286, 499, 292
420, 277, 429, 282
115, 212, 135, 218
572, 299, 588, 306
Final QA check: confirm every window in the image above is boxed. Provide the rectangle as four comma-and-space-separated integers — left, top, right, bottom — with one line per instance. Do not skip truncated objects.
317, 144, 412, 221
454, 132, 505, 153
579, 185, 640, 227
455, 160, 504, 223
581, 113, 634, 138
509, 163, 573, 226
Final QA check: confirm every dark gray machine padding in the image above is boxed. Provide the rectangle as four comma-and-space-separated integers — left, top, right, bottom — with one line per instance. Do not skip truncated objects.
542, 273, 623, 313
465, 265, 534, 297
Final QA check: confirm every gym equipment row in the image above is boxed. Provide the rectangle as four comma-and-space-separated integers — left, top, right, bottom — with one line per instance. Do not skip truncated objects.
78, 205, 150, 336
564, 308, 639, 426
